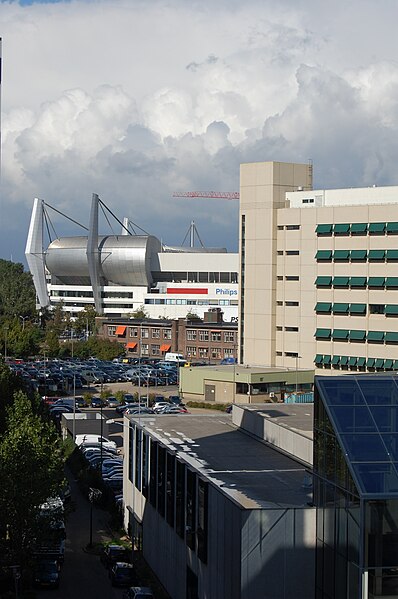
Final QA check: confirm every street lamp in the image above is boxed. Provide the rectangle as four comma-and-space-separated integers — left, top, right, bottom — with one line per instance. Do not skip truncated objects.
19, 315, 29, 331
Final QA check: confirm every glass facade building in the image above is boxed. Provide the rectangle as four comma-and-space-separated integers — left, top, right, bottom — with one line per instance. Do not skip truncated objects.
314, 374, 398, 598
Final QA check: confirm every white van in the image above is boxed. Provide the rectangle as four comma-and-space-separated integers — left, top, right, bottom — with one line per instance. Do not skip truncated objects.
164, 352, 186, 364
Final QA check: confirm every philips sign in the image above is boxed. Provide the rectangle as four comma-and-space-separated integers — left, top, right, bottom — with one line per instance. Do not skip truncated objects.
215, 288, 238, 296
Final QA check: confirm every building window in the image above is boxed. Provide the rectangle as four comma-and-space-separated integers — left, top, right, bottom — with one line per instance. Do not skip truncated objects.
277, 276, 283, 281
286, 301, 299, 306
142, 434, 149, 499
141, 344, 149, 356
276, 326, 283, 331
129, 327, 138, 337
223, 331, 235, 343
157, 446, 166, 518
108, 325, 116, 336
285, 326, 299, 332
286, 276, 299, 281
369, 304, 385, 315
199, 330, 209, 342
186, 330, 197, 341
186, 469, 196, 550
186, 346, 197, 357
211, 347, 222, 359
199, 347, 209, 358
286, 250, 299, 255
141, 328, 149, 338
163, 329, 172, 339
223, 347, 234, 357
151, 345, 160, 356
211, 332, 221, 342
135, 428, 142, 492
152, 328, 160, 338
197, 479, 208, 564
176, 461, 186, 539
149, 440, 158, 507
285, 352, 299, 357
286, 224, 300, 230
166, 453, 175, 529
277, 301, 283, 306
277, 251, 284, 256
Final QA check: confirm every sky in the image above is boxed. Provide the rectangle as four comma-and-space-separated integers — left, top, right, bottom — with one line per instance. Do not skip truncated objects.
2, 0, 398, 264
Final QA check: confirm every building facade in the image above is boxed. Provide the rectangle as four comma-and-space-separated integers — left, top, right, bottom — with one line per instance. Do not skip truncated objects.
240, 160, 398, 374
98, 310, 238, 362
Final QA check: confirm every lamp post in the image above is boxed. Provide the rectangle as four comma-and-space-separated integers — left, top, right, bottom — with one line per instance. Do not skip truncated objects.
19, 315, 28, 331
71, 329, 77, 440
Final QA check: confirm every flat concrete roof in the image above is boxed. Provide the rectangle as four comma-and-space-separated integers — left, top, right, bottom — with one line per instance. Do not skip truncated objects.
127, 413, 312, 510
240, 403, 314, 440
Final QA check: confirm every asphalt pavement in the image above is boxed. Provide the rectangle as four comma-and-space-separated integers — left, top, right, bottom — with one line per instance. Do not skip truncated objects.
35, 472, 124, 599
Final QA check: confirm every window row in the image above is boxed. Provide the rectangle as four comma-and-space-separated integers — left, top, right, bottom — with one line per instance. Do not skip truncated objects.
153, 271, 238, 284
186, 330, 236, 342
316, 303, 398, 316
315, 328, 398, 343
316, 249, 398, 262
108, 325, 172, 339
315, 354, 398, 371
315, 276, 398, 288
185, 347, 234, 359
316, 222, 398, 236
129, 428, 208, 563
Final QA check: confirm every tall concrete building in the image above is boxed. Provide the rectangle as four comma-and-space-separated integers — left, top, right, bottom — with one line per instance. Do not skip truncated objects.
240, 160, 398, 374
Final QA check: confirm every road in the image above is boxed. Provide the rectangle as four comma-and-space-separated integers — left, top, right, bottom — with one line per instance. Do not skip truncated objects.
35, 473, 125, 599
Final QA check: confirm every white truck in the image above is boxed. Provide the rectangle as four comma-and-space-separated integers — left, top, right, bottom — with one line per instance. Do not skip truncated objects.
164, 352, 186, 365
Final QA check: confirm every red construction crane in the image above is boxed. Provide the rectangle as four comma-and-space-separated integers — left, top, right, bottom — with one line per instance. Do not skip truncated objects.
173, 191, 239, 200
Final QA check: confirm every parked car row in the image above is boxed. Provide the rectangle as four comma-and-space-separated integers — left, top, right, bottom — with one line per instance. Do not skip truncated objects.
100, 544, 153, 596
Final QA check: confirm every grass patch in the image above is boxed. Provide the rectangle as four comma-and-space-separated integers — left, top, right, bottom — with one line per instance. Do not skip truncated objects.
186, 401, 229, 411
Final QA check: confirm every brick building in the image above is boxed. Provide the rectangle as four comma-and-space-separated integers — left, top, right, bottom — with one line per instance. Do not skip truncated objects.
97, 309, 238, 362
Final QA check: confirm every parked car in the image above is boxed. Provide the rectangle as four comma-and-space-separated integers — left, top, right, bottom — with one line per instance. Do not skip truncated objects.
74, 396, 86, 408
106, 396, 120, 408
123, 587, 154, 599
90, 396, 106, 408
109, 562, 137, 587
33, 560, 60, 588
100, 544, 131, 568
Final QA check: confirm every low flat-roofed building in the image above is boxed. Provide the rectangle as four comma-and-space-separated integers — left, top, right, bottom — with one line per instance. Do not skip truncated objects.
179, 363, 314, 404
123, 411, 316, 599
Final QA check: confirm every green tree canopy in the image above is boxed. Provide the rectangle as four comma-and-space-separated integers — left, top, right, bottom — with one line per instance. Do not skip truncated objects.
73, 305, 98, 336
0, 392, 65, 567
0, 259, 36, 322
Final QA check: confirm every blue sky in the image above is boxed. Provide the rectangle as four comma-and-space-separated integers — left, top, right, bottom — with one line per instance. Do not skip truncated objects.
2, 0, 398, 264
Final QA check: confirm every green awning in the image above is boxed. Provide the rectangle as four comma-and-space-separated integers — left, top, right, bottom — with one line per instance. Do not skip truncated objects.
331, 355, 341, 365
368, 249, 385, 260
315, 276, 332, 287
333, 249, 350, 260
375, 358, 385, 368
315, 250, 332, 260
332, 329, 349, 339
333, 303, 349, 313
348, 357, 357, 366
386, 277, 398, 288
349, 330, 366, 340
385, 332, 398, 342
367, 358, 375, 367
393, 360, 398, 370
314, 354, 324, 364
316, 224, 333, 234
386, 305, 398, 315
340, 356, 349, 366
384, 359, 393, 369
369, 222, 386, 233
367, 331, 385, 341
351, 223, 367, 234
387, 222, 398, 233
315, 302, 332, 313
350, 250, 367, 260
350, 304, 366, 314
334, 223, 350, 234
333, 276, 350, 287
350, 277, 367, 287
357, 357, 366, 367
315, 328, 331, 339
368, 277, 385, 287
386, 249, 398, 260
323, 355, 331, 365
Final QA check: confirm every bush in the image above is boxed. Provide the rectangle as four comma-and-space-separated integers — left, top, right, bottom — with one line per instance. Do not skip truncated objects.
186, 401, 230, 411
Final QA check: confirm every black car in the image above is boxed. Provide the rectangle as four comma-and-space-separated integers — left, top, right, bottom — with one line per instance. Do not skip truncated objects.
33, 560, 60, 588
100, 544, 131, 568
110, 562, 137, 587
90, 396, 105, 408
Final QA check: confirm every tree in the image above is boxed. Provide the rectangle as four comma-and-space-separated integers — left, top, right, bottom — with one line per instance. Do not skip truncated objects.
0, 363, 36, 435
186, 311, 202, 321
0, 393, 65, 569
73, 305, 98, 336
0, 259, 36, 322
4, 318, 43, 358
129, 305, 148, 319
